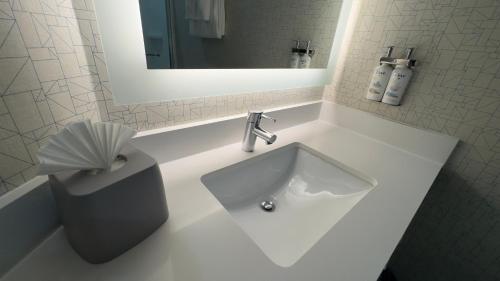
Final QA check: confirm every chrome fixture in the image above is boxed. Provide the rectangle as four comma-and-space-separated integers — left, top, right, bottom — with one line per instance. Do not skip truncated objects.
242, 111, 277, 152
292, 40, 316, 56
380, 47, 416, 68
260, 200, 276, 212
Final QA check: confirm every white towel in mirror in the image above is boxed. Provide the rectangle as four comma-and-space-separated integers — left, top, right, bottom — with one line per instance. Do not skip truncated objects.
188, 0, 225, 39
185, 0, 211, 21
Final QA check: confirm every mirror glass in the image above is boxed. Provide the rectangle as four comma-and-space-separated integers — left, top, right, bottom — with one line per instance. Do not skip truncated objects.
93, 0, 354, 104
139, 0, 344, 69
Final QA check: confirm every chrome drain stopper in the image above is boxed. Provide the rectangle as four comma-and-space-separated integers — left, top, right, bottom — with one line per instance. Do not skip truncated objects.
260, 200, 275, 212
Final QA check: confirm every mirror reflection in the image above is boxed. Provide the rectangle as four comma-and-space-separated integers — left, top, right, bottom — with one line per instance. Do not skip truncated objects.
139, 0, 344, 69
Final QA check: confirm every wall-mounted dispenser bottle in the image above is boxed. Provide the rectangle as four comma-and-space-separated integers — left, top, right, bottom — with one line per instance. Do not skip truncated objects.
366, 46, 394, 101
290, 40, 301, 68
382, 48, 415, 106
299, 41, 312, 69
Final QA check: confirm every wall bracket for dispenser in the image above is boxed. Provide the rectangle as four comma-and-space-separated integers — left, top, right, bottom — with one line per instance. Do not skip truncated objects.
380, 48, 416, 68
292, 48, 315, 56
292, 40, 315, 56
380, 57, 416, 68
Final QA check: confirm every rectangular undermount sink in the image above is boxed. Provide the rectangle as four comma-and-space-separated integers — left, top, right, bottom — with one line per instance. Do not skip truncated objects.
201, 143, 377, 267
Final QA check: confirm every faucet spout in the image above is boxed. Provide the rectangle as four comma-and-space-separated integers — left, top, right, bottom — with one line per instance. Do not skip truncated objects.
242, 111, 277, 152
253, 127, 277, 145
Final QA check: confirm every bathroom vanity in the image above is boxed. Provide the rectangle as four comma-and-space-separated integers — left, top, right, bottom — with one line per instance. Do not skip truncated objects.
0, 102, 458, 281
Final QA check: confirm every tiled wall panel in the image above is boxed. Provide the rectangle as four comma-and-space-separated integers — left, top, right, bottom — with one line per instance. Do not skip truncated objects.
0, 0, 101, 194
0, 0, 323, 195
324, 0, 500, 280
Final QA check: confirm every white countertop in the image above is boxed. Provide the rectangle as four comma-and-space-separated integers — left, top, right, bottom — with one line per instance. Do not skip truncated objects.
2, 103, 458, 281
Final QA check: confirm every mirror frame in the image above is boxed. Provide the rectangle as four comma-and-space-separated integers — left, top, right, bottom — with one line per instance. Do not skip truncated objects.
94, 0, 355, 105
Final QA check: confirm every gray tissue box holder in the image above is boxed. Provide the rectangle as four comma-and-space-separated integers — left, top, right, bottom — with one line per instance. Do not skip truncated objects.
49, 145, 168, 264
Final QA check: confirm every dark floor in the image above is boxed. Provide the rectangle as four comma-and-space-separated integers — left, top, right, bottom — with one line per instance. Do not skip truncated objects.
378, 269, 398, 281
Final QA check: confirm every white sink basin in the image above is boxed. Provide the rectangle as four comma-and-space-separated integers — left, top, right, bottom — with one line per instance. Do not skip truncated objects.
201, 143, 377, 267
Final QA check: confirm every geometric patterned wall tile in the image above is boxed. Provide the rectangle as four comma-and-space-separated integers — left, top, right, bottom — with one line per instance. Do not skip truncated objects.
0, 133, 33, 178
1, 57, 40, 94
0, 180, 6, 194
0, 96, 7, 114
35, 99, 54, 125
13, 11, 41, 47
0, 58, 25, 93
58, 53, 81, 77
17, 0, 43, 13
0, 133, 32, 163
0, 152, 32, 179
0, 114, 18, 139
67, 75, 99, 95
93, 52, 107, 80
0, 0, 104, 195
0, 20, 27, 57
30, 14, 51, 45
0, 19, 13, 41
27, 47, 57, 60
3, 91, 44, 133
32, 58, 63, 81
46, 91, 75, 121
49, 25, 74, 53
74, 45, 93, 66
0, 2, 14, 19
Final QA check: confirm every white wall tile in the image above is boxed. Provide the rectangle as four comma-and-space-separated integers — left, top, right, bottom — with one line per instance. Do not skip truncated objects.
3, 58, 41, 94
13, 11, 41, 47
4, 91, 44, 133
0, 22, 27, 57
33, 59, 63, 81
58, 53, 80, 77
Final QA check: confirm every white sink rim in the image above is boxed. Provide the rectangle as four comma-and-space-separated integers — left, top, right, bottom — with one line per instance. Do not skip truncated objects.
201, 142, 378, 267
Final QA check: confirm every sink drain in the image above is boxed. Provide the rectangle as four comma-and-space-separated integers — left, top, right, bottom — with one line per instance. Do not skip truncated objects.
260, 200, 275, 212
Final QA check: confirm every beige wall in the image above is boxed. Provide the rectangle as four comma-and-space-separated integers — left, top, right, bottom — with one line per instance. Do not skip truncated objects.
324, 0, 500, 280
0, 0, 322, 195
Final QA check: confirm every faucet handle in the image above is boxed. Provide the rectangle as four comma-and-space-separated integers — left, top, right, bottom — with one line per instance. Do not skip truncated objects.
247, 110, 276, 123
261, 114, 276, 123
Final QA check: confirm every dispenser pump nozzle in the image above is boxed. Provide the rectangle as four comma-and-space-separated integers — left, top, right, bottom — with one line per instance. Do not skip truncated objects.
386, 46, 394, 57
405, 48, 415, 59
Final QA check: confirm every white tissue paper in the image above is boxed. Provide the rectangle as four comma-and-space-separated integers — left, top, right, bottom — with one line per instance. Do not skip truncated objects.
37, 120, 137, 175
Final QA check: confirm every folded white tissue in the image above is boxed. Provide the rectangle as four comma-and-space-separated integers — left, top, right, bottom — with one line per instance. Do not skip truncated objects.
37, 120, 137, 175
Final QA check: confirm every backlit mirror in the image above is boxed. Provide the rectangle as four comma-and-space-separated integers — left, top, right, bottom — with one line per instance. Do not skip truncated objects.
138, 0, 344, 69
93, 0, 355, 104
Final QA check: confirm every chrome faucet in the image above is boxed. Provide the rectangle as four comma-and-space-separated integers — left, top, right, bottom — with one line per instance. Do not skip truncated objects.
242, 111, 277, 152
